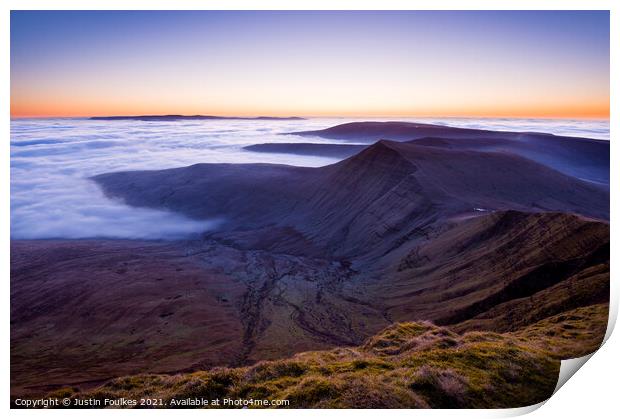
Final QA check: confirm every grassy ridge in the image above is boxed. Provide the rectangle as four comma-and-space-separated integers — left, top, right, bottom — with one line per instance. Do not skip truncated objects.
45, 304, 608, 409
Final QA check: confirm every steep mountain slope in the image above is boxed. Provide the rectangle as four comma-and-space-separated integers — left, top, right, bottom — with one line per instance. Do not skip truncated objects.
297, 142, 607, 259
364, 210, 609, 327
94, 140, 608, 261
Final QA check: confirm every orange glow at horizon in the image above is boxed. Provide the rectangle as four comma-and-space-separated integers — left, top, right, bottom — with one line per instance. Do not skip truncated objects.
10, 99, 610, 120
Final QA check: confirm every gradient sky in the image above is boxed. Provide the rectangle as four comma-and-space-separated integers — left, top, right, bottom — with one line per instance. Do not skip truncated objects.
10, 10, 610, 118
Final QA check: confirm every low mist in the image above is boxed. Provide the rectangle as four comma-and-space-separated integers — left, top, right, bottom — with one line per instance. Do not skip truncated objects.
10, 118, 334, 240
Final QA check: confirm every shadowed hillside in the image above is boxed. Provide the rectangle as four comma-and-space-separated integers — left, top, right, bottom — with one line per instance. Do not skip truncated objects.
93, 140, 608, 260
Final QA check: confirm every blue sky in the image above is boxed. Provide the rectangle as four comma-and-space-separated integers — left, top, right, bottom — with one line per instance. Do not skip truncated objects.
10, 10, 610, 118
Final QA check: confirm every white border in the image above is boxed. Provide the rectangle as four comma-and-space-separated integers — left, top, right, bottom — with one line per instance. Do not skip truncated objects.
2, 1, 616, 418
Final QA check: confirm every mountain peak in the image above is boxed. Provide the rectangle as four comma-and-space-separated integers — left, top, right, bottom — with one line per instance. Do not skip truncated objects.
329, 139, 415, 175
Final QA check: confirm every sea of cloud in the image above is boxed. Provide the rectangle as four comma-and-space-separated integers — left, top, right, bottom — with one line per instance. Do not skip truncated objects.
10, 117, 609, 240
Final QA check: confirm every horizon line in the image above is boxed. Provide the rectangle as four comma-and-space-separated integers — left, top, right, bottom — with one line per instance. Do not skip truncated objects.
9, 113, 612, 121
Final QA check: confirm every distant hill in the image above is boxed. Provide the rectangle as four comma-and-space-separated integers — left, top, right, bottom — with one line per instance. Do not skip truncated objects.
90, 115, 305, 121
284, 121, 609, 185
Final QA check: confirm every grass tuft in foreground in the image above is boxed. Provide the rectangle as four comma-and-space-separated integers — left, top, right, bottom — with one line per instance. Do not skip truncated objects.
43, 303, 608, 409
